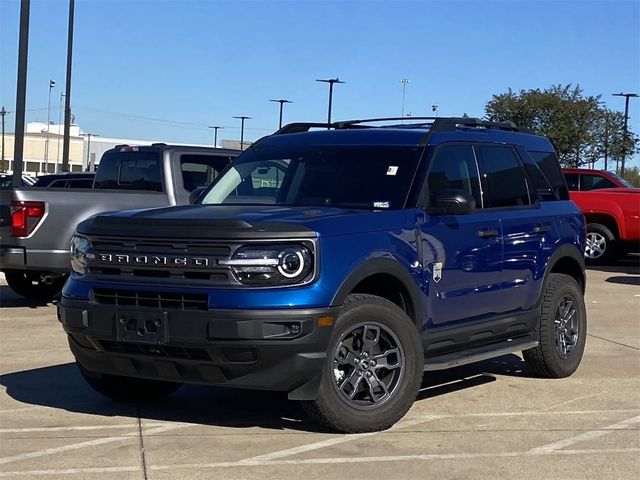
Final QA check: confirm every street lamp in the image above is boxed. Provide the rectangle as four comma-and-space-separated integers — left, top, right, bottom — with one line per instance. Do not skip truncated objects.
269, 99, 292, 129
612, 92, 639, 175
233, 116, 251, 150
208, 126, 222, 147
316, 78, 345, 126
400, 79, 410, 119
81, 132, 99, 171
432, 104, 439, 117
56, 92, 65, 171
44, 79, 55, 173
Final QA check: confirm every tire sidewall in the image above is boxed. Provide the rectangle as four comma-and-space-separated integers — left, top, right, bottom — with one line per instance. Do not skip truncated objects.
315, 297, 423, 430
585, 223, 615, 265
541, 275, 587, 376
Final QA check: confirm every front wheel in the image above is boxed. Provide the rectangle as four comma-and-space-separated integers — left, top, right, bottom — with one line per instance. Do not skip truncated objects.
523, 273, 587, 378
301, 294, 423, 433
4, 270, 67, 300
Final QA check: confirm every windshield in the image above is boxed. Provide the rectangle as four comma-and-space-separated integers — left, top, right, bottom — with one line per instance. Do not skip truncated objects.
200, 145, 422, 209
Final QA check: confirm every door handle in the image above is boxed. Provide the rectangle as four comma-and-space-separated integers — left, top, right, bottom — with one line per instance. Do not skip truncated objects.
532, 224, 551, 234
476, 229, 499, 238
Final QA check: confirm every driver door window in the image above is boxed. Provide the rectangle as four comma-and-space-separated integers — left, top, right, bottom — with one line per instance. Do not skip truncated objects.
426, 144, 482, 208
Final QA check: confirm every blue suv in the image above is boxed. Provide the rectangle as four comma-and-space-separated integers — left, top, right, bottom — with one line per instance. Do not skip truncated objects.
60, 117, 587, 433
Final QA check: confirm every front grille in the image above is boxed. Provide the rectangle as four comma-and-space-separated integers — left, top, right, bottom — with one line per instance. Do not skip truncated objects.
93, 288, 208, 310
99, 340, 211, 361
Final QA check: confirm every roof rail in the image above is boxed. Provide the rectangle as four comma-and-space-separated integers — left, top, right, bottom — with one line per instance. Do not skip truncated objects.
272, 117, 531, 137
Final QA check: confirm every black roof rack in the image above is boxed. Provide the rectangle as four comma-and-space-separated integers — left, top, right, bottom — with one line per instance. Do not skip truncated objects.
273, 117, 532, 137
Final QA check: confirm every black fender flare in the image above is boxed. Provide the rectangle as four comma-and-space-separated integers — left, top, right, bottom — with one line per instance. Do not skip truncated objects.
541, 243, 586, 296
330, 258, 425, 326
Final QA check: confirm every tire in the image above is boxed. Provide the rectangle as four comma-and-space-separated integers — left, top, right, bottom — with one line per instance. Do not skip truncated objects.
523, 273, 587, 378
584, 223, 616, 265
4, 270, 67, 300
78, 364, 182, 402
301, 294, 423, 433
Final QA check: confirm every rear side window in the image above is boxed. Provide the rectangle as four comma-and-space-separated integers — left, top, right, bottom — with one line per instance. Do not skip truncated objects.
529, 151, 569, 200
94, 151, 162, 191
581, 174, 617, 191
564, 173, 579, 191
426, 145, 482, 207
180, 154, 231, 192
476, 146, 530, 208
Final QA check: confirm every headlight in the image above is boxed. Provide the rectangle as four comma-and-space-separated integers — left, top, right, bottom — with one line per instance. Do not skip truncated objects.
70, 235, 94, 275
221, 243, 314, 286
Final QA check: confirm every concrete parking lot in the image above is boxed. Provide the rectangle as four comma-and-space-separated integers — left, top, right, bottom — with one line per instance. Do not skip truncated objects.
1, 259, 639, 479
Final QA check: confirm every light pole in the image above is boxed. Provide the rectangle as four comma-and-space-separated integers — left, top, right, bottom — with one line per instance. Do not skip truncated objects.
269, 99, 292, 129
56, 92, 65, 171
1, 106, 10, 165
316, 78, 345, 126
233, 116, 250, 150
81, 132, 99, 171
43, 79, 55, 173
432, 104, 439, 117
400, 79, 410, 119
612, 92, 639, 175
208, 126, 222, 147
61, 0, 75, 173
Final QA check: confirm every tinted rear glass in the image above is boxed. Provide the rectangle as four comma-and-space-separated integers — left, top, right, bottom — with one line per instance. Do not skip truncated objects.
529, 151, 569, 200
94, 151, 162, 191
476, 146, 530, 208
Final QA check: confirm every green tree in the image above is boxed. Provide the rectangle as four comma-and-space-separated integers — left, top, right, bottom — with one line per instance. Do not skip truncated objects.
485, 84, 639, 168
622, 165, 640, 187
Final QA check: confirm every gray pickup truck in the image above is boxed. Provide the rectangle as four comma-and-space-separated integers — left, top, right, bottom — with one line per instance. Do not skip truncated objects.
0, 144, 239, 299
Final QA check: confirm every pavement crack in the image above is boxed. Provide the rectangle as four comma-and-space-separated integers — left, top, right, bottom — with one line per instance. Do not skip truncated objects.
136, 404, 149, 480
587, 333, 640, 351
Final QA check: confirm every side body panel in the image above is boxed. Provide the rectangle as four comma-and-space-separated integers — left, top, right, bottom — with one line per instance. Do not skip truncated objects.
570, 189, 640, 241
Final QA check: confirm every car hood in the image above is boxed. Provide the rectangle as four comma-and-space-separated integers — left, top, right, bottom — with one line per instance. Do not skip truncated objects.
77, 204, 408, 239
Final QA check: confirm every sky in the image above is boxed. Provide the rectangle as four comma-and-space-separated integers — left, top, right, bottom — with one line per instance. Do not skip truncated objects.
1, 0, 639, 165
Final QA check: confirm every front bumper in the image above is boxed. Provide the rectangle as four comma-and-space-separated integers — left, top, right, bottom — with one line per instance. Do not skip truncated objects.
59, 297, 338, 400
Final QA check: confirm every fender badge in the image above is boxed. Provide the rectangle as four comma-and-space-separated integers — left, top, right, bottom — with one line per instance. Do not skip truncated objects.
433, 262, 443, 283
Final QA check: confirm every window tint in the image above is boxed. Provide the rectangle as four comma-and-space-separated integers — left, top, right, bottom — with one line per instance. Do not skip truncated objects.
68, 179, 94, 188
564, 173, 579, 191
581, 174, 617, 191
180, 154, 231, 192
476, 146, 530, 208
529, 151, 569, 200
94, 151, 162, 191
426, 145, 481, 207
47, 180, 68, 188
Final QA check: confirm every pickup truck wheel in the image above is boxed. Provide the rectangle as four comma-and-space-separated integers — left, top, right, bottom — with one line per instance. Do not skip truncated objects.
301, 294, 423, 433
78, 364, 182, 402
584, 223, 616, 265
4, 270, 67, 299
523, 273, 586, 378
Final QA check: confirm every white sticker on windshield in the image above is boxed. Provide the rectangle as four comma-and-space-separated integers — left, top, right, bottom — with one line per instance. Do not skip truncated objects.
373, 201, 390, 209
387, 166, 398, 176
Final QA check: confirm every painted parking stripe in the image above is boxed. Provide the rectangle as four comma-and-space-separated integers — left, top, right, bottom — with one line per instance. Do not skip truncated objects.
0, 423, 165, 433
528, 415, 640, 454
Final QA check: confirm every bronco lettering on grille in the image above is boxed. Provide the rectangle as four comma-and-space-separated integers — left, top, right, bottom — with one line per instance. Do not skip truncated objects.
95, 253, 209, 267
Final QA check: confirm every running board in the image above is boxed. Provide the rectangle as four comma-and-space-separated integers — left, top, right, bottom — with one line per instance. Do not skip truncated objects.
423, 338, 539, 371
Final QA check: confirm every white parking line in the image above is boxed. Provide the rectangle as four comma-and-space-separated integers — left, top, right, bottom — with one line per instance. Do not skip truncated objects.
528, 415, 640, 454
0, 423, 188, 466
1, 447, 638, 477
0, 423, 165, 433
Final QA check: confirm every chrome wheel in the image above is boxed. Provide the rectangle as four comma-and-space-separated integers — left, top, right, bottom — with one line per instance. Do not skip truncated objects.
331, 322, 405, 410
585, 232, 606, 259
554, 296, 579, 359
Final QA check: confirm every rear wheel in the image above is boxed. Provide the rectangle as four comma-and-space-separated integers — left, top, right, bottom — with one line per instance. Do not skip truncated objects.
4, 270, 67, 300
301, 294, 423, 433
584, 223, 616, 265
78, 364, 182, 402
523, 273, 587, 378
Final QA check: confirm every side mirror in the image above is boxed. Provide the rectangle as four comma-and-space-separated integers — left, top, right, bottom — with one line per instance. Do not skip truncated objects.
429, 189, 476, 215
189, 186, 206, 204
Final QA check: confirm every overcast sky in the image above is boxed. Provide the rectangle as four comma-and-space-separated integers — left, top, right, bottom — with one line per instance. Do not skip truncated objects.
1, 0, 638, 164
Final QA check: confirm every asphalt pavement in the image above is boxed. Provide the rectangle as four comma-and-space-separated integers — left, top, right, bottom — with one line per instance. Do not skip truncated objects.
1, 258, 639, 479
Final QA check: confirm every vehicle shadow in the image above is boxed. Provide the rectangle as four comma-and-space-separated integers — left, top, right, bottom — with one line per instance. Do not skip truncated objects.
587, 254, 640, 274
0, 285, 57, 309
605, 275, 640, 286
1, 354, 533, 433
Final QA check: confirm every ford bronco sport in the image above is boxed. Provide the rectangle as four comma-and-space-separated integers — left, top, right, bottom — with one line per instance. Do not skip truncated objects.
59, 117, 587, 433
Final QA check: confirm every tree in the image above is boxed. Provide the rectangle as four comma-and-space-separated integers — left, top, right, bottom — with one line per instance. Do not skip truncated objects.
485, 84, 639, 168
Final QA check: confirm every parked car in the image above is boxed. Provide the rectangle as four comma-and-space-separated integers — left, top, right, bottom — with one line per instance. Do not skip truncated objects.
562, 168, 633, 191
568, 187, 640, 264
0, 144, 240, 299
32, 172, 96, 189
0, 173, 36, 189
59, 117, 587, 433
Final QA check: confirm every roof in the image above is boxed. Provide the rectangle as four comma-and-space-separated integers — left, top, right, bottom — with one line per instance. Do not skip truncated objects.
255, 117, 554, 152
